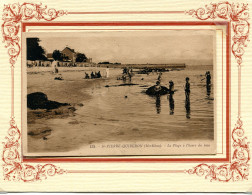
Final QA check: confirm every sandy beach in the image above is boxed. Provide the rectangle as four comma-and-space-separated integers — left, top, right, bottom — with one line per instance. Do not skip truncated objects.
26, 67, 108, 153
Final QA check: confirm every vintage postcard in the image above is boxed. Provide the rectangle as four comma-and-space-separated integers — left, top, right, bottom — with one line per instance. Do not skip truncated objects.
22, 30, 216, 157
0, 0, 251, 192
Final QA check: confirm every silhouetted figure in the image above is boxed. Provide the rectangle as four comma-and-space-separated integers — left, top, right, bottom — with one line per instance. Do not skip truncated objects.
169, 80, 174, 94
185, 77, 190, 99
154, 81, 161, 92
128, 72, 132, 82
156, 95, 161, 114
169, 94, 174, 115
123, 67, 128, 74
97, 71, 101, 78
85, 72, 89, 79
91, 72, 95, 79
206, 71, 211, 86
185, 96, 191, 119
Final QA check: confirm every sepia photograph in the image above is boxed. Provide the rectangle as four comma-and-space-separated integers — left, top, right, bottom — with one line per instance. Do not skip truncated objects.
23, 30, 216, 156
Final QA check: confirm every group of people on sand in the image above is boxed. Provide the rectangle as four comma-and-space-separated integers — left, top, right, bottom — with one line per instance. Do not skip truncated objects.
117, 67, 134, 81
52, 61, 103, 80
84, 71, 102, 79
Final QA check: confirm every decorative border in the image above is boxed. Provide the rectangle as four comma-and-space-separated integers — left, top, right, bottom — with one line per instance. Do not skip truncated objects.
186, 2, 249, 66
1, 2, 250, 182
186, 2, 250, 182
2, 3, 67, 182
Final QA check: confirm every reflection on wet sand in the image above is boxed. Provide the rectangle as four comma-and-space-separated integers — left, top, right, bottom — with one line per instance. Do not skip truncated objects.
206, 84, 211, 98
155, 95, 161, 114
185, 96, 191, 119
168, 94, 175, 115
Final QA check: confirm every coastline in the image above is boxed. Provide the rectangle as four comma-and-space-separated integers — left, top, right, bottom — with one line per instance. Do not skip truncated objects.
27, 68, 106, 145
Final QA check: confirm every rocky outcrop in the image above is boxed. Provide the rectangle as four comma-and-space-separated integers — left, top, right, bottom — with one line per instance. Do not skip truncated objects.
28, 126, 52, 139
146, 86, 169, 96
27, 92, 69, 110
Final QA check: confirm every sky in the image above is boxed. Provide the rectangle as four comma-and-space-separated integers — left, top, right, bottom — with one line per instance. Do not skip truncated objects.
33, 30, 214, 65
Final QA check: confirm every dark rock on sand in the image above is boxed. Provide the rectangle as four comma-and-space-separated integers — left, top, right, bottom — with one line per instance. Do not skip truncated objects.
140, 85, 149, 87
77, 103, 84, 107
68, 107, 77, 112
146, 86, 169, 96
28, 127, 52, 138
27, 92, 69, 110
105, 83, 139, 87
54, 77, 63, 80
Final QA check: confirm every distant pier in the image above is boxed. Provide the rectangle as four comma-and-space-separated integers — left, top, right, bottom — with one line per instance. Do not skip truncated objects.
98, 63, 186, 69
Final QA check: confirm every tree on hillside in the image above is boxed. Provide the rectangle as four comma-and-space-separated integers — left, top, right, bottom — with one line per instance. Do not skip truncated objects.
52, 50, 63, 61
27, 38, 47, 61
76, 53, 87, 62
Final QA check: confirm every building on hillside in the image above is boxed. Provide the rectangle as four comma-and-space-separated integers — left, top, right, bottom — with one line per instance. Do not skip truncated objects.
86, 58, 92, 63
62, 47, 77, 63
47, 53, 54, 61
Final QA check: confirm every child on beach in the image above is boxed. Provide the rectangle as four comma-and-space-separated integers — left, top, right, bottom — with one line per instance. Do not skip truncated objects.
154, 81, 161, 92
169, 80, 174, 94
185, 77, 190, 98
97, 71, 101, 78
91, 72, 95, 79
85, 72, 90, 79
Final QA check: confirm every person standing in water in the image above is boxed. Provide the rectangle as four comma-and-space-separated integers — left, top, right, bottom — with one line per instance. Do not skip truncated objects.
167, 80, 175, 115
169, 80, 174, 94
206, 71, 211, 86
185, 77, 190, 99
205, 71, 211, 97
183, 77, 190, 118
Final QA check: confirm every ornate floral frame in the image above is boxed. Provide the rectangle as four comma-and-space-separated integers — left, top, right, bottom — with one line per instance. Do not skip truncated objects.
1, 2, 250, 182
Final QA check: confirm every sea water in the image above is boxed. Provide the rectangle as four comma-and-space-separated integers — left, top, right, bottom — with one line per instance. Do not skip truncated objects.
76, 65, 214, 142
